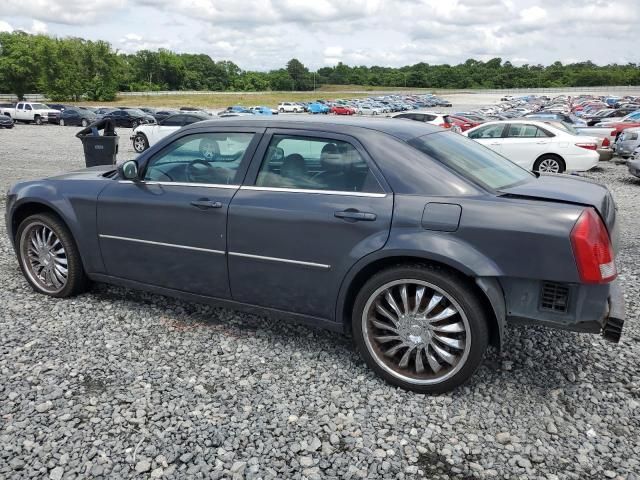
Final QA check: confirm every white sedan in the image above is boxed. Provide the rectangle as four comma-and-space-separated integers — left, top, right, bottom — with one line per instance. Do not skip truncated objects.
464, 120, 599, 173
131, 113, 210, 153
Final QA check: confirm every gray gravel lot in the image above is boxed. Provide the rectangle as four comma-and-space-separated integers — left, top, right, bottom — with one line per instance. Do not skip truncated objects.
1, 123, 639, 480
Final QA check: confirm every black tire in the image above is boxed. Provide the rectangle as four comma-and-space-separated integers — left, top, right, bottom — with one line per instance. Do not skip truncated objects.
16, 213, 88, 298
131, 120, 140, 128
34, 115, 42, 125
133, 133, 149, 153
279, 108, 284, 113
352, 264, 489, 394
533, 154, 565, 174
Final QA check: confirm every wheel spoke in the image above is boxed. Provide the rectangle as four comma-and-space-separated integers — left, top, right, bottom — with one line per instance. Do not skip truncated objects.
385, 342, 408, 357
374, 334, 402, 344
398, 345, 416, 369
428, 306, 458, 322
400, 284, 409, 315
415, 346, 425, 373
413, 286, 425, 314
432, 322, 465, 333
423, 293, 443, 316
426, 347, 443, 373
375, 303, 399, 327
433, 335, 464, 350
385, 290, 403, 318
371, 319, 399, 333
431, 342, 456, 365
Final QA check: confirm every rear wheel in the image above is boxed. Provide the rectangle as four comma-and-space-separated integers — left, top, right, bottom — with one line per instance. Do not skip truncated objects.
352, 265, 489, 393
16, 213, 88, 298
533, 155, 565, 174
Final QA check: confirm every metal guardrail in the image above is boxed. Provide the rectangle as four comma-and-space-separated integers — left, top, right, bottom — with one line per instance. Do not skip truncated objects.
0, 94, 47, 102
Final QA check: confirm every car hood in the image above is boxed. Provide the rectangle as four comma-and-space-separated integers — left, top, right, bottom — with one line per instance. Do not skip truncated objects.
499, 174, 615, 230
47, 165, 116, 181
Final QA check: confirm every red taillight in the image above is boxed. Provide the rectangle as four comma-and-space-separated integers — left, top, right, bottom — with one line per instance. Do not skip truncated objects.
439, 123, 451, 129
570, 208, 616, 284
602, 137, 610, 147
611, 130, 618, 136
575, 143, 597, 150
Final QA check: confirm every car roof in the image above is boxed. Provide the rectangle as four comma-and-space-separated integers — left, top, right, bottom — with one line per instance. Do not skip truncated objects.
183, 115, 443, 140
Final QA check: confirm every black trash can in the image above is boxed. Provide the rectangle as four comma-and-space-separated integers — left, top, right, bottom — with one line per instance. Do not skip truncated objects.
76, 118, 119, 167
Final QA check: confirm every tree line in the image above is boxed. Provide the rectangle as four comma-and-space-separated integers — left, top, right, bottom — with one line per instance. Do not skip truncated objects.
0, 31, 638, 101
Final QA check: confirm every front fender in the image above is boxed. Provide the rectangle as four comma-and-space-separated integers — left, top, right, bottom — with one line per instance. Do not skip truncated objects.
8, 179, 106, 274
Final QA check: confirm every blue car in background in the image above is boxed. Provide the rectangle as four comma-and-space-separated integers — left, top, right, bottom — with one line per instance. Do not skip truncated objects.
308, 102, 330, 114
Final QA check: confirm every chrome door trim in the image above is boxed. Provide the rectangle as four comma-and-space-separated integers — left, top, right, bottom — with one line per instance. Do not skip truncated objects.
240, 185, 387, 198
229, 252, 330, 269
118, 180, 240, 189
99, 234, 225, 254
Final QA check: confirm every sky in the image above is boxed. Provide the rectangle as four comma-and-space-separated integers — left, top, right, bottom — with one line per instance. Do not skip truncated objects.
0, 0, 637, 71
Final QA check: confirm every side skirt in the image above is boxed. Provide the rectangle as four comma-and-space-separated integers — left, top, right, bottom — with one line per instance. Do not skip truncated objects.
88, 273, 344, 333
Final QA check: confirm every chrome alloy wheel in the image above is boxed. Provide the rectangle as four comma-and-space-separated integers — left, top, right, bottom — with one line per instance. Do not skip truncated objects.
19, 222, 68, 294
538, 158, 561, 173
362, 279, 471, 385
133, 135, 147, 152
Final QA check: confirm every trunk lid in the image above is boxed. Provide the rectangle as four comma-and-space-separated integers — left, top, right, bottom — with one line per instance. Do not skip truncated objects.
499, 174, 618, 248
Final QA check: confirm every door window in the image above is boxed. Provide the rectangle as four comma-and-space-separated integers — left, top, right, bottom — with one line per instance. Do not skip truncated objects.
16, 103, 23, 109
468, 124, 505, 139
506, 124, 551, 138
143, 132, 254, 185
25, 104, 32, 111
255, 135, 383, 193
161, 115, 185, 127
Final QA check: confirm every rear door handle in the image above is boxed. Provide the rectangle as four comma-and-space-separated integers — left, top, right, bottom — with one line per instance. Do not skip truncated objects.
190, 199, 223, 210
334, 210, 377, 221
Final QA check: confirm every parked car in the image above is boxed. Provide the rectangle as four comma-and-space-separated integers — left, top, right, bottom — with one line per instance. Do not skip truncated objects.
5, 116, 625, 393
356, 105, 384, 116
391, 111, 451, 128
58, 107, 98, 127
93, 107, 116, 119
0, 114, 14, 129
465, 120, 599, 173
546, 121, 614, 162
627, 153, 640, 178
45, 103, 70, 124
0, 102, 58, 125
614, 127, 640, 158
308, 103, 330, 114
448, 115, 483, 132
249, 106, 274, 116
152, 109, 180, 123
278, 102, 302, 113
130, 112, 210, 153
103, 109, 154, 128
330, 105, 355, 115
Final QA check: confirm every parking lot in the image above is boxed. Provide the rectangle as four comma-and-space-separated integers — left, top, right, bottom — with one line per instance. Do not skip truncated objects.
1, 123, 639, 479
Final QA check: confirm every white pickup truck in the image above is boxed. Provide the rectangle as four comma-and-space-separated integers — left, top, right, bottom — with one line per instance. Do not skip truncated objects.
0, 102, 59, 125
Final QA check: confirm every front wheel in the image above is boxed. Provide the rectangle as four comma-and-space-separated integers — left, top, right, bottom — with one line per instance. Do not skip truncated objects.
133, 133, 149, 153
352, 265, 489, 394
16, 213, 88, 297
34, 116, 42, 125
533, 155, 565, 174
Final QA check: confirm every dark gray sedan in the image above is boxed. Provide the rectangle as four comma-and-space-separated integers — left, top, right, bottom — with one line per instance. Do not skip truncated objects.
5, 117, 625, 393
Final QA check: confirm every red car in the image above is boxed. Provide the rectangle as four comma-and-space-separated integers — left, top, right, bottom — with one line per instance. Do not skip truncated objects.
609, 122, 640, 140
448, 115, 483, 132
330, 105, 355, 115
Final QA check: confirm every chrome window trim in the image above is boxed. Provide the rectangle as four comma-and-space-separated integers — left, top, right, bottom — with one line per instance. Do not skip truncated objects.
240, 185, 387, 198
118, 180, 239, 189
99, 234, 225, 254
229, 252, 330, 269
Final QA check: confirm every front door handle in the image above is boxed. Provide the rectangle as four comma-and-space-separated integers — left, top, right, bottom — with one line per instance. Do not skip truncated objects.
335, 209, 377, 221
190, 199, 223, 210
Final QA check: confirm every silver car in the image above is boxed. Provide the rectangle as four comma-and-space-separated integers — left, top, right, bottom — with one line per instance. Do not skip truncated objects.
614, 127, 640, 158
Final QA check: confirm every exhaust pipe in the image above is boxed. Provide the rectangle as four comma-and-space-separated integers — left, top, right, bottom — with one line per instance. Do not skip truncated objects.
601, 316, 624, 343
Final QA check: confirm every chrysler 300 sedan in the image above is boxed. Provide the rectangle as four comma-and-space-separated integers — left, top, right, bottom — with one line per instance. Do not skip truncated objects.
5, 117, 625, 393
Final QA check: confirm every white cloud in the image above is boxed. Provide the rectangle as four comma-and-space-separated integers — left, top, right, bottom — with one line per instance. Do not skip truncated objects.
0, 20, 13, 32
1, 0, 638, 69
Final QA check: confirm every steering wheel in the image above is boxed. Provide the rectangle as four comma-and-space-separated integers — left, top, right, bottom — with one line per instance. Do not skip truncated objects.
186, 159, 217, 183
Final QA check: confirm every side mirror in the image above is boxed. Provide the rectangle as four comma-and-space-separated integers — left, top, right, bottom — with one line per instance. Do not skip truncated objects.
118, 160, 139, 180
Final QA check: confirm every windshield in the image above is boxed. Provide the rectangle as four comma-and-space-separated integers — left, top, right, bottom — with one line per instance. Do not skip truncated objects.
32, 103, 50, 110
408, 131, 534, 191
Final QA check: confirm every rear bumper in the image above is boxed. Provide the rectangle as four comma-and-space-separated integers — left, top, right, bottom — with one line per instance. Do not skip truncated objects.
598, 148, 614, 162
602, 278, 625, 343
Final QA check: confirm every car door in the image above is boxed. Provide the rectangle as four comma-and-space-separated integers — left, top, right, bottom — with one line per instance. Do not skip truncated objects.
14, 103, 24, 120
466, 123, 507, 155
96, 127, 263, 298
227, 129, 393, 320
500, 124, 551, 168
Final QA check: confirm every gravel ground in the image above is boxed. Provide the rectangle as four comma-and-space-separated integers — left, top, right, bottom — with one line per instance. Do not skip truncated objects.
0, 123, 639, 480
